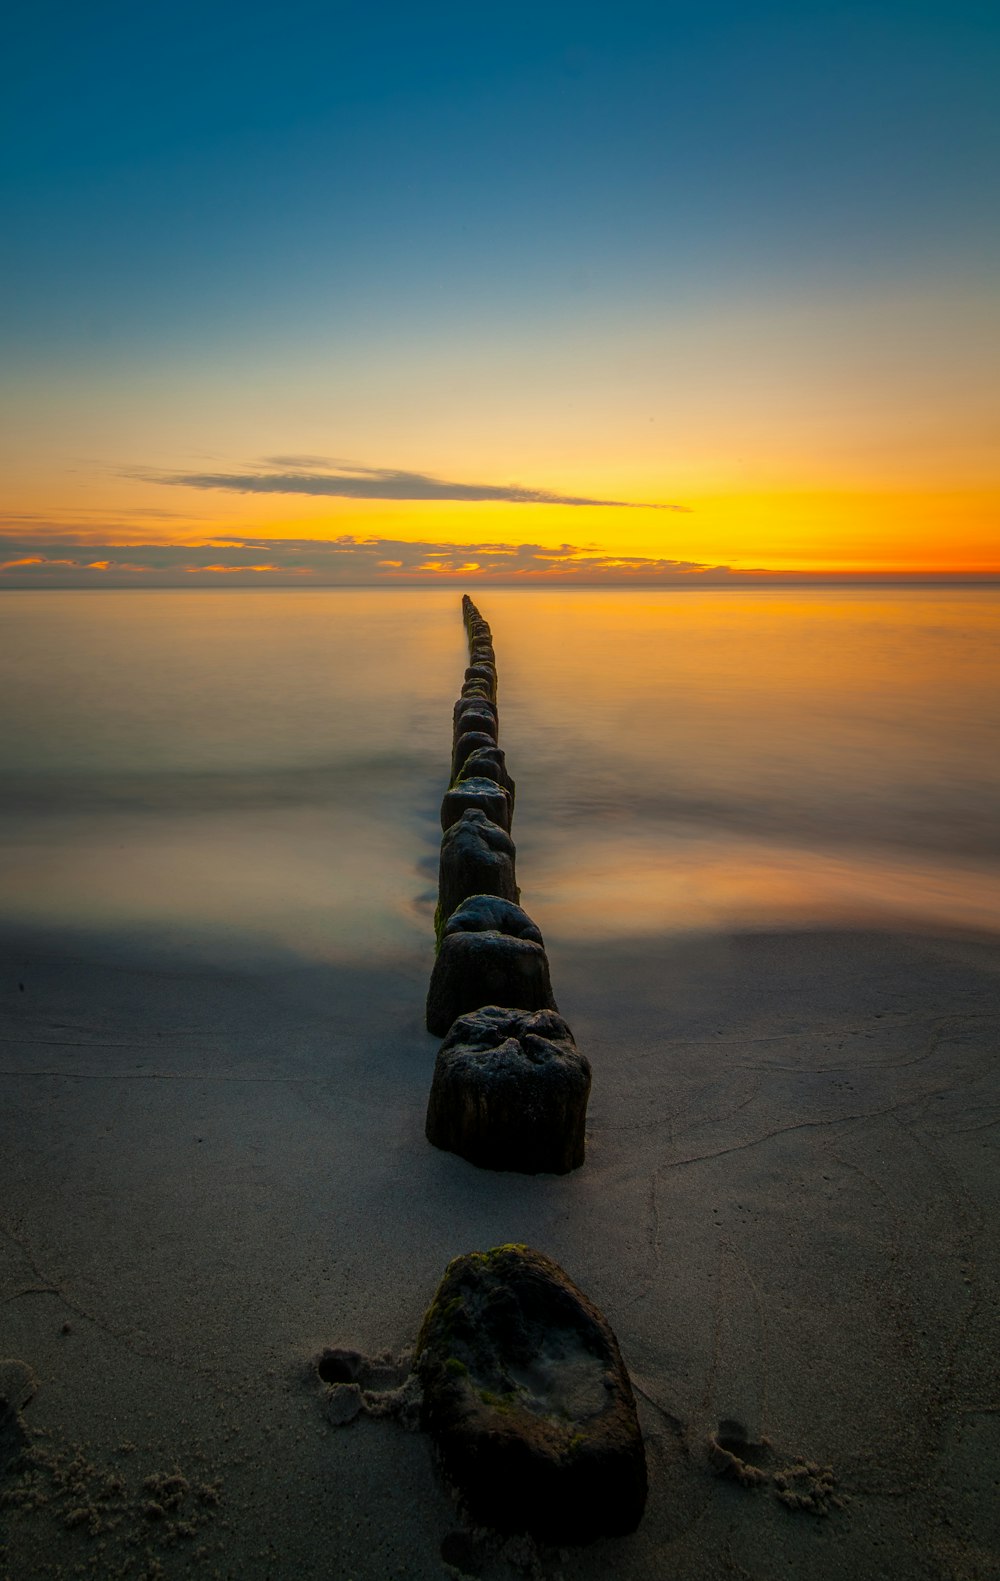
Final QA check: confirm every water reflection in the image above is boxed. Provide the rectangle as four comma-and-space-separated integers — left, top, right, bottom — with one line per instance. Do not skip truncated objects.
1, 587, 997, 958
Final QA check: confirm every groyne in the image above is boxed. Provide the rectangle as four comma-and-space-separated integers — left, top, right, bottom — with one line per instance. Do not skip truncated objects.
424, 595, 591, 1175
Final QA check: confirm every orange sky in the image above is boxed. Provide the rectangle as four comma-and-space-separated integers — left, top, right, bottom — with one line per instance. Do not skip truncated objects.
4, 3, 1000, 586
4, 274, 998, 582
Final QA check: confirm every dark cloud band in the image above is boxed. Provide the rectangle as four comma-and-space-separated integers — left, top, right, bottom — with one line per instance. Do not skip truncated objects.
3, 533, 988, 586
0, 533, 714, 583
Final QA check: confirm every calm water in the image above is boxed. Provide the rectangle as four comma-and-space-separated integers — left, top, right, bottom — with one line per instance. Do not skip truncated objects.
1, 587, 998, 961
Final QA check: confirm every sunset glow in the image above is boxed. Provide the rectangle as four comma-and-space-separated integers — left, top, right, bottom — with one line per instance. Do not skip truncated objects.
2, 4, 997, 583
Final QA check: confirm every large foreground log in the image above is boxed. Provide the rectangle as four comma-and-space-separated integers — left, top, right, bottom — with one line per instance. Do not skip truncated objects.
416, 1244, 647, 1542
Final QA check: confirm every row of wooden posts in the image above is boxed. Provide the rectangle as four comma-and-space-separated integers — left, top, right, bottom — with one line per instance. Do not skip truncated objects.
422, 595, 592, 1175
403, 599, 647, 1545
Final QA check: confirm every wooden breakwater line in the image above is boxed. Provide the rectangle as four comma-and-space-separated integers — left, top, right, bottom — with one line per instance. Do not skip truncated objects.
424, 595, 592, 1175
314, 596, 645, 1545
412, 599, 646, 1540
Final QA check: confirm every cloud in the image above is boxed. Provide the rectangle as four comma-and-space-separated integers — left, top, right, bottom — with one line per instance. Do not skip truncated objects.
1, 534, 992, 587
0, 508, 207, 543
0, 533, 716, 584
131, 458, 689, 510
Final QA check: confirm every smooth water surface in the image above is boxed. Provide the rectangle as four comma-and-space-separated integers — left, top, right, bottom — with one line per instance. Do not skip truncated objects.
1, 587, 997, 960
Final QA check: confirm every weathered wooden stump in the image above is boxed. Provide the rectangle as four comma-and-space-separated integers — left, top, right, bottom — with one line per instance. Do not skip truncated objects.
437, 810, 519, 928
426, 928, 556, 1034
425, 1005, 589, 1174
460, 678, 493, 701
458, 744, 515, 801
451, 702, 498, 747
416, 1244, 647, 1541
453, 693, 498, 728
441, 894, 543, 941
464, 664, 497, 701
452, 729, 498, 782
440, 777, 513, 834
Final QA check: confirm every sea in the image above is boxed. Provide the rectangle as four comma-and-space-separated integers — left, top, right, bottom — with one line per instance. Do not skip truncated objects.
1, 586, 998, 964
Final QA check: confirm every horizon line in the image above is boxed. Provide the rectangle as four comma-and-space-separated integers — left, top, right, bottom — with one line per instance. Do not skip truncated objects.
3, 576, 999, 591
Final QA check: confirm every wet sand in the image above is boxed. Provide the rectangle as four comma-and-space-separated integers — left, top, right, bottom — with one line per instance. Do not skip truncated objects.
2, 922, 999, 1580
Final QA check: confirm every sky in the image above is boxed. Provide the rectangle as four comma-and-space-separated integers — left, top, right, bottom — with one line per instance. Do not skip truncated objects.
2, 0, 998, 585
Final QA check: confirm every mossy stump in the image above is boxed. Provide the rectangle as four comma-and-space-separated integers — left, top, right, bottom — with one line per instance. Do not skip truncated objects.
415, 1245, 647, 1542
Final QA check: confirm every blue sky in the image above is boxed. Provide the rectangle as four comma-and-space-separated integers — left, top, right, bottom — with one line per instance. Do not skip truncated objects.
6, 0, 997, 353
2, 1, 998, 581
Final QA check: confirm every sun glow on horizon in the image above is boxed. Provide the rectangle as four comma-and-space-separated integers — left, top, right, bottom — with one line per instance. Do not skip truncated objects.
2, 475, 997, 584
2, 6, 997, 587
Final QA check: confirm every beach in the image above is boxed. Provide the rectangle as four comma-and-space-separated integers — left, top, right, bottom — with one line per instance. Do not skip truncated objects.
2, 588, 999, 1578
5, 0, 999, 1564
2, 920, 999, 1579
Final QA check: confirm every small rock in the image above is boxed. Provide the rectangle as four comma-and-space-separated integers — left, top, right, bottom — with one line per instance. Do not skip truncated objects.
415, 1245, 646, 1541
425, 1006, 589, 1174
438, 812, 519, 929
426, 930, 557, 1035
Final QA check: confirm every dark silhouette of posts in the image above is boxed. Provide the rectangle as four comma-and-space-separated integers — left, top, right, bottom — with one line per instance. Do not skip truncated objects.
426, 596, 591, 1174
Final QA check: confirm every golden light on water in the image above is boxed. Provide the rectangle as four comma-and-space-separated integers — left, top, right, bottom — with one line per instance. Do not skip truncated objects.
7, 587, 996, 960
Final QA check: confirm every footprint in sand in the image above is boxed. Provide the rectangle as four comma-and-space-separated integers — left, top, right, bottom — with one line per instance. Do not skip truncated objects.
707, 1417, 773, 1486
313, 1347, 420, 1428
707, 1416, 847, 1516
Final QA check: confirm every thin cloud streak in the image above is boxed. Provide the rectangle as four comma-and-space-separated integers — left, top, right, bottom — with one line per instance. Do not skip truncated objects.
131, 459, 689, 510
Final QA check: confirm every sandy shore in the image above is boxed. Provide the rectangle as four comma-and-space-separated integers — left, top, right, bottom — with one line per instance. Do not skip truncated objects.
2, 922, 999, 1580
